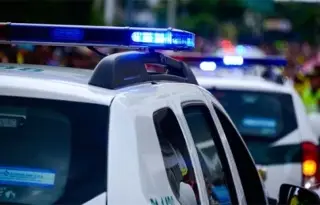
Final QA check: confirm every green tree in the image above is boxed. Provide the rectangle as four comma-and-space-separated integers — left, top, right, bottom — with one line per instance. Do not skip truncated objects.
154, 0, 247, 38
272, 2, 320, 43
90, 0, 105, 26
0, 0, 93, 25
240, 0, 274, 14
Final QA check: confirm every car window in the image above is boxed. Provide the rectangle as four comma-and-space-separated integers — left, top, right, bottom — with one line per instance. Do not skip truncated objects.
210, 89, 301, 166
153, 107, 199, 205
214, 106, 268, 205
0, 96, 108, 205
210, 89, 297, 139
182, 104, 237, 205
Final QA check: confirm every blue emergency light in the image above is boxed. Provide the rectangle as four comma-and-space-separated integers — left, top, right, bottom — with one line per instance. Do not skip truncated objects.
172, 55, 288, 84
223, 56, 244, 66
171, 55, 287, 70
0, 23, 195, 50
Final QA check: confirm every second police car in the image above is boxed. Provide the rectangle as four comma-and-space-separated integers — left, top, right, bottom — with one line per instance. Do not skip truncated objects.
0, 23, 319, 205
167, 49, 320, 199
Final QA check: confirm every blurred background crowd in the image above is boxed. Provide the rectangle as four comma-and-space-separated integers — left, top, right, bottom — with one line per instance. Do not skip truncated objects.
0, 39, 318, 70
0, 0, 319, 110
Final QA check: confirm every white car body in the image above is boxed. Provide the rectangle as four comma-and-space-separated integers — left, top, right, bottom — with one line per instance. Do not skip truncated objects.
0, 63, 274, 205
194, 68, 319, 199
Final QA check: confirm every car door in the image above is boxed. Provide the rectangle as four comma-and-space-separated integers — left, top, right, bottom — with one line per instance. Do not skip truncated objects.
107, 83, 210, 205
200, 88, 269, 204
169, 84, 246, 205
107, 86, 182, 205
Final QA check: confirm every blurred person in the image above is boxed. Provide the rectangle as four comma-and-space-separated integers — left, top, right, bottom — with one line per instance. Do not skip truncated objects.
67, 47, 93, 69
299, 64, 320, 113
47, 48, 65, 66
268, 43, 279, 56
295, 43, 313, 67
274, 41, 288, 56
195, 37, 205, 53
286, 43, 300, 67
294, 71, 308, 97
21, 46, 51, 65
0, 45, 10, 63
260, 43, 270, 55
289, 42, 301, 56
15, 44, 35, 64
284, 59, 298, 81
37, 46, 52, 65
4, 45, 18, 63
16, 47, 25, 64
301, 42, 312, 60
0, 51, 8, 63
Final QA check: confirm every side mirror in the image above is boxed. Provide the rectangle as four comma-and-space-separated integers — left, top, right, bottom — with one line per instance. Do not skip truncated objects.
308, 113, 320, 137
278, 184, 320, 205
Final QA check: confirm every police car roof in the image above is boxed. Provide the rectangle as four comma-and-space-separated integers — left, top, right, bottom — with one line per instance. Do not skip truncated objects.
198, 74, 293, 94
0, 23, 199, 105
0, 61, 203, 106
0, 64, 92, 83
0, 63, 118, 105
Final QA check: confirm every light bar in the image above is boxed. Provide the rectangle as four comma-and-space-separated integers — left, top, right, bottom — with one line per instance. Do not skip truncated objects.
171, 55, 287, 67
0, 23, 195, 50
200, 61, 217, 71
223, 56, 244, 66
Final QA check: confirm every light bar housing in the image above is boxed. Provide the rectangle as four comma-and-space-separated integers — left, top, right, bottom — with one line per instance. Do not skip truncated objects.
0, 23, 195, 50
171, 55, 287, 67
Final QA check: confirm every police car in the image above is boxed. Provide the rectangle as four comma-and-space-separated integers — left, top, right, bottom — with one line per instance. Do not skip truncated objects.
168, 53, 320, 199
0, 23, 318, 205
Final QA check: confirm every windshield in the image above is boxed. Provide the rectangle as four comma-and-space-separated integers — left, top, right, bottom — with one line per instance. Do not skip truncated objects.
209, 89, 298, 139
0, 96, 108, 205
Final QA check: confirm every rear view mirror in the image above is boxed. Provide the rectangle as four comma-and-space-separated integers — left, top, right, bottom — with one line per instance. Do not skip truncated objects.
278, 183, 320, 205
308, 113, 320, 137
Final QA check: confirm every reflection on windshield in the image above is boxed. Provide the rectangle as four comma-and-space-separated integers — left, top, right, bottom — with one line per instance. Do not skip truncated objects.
0, 96, 108, 205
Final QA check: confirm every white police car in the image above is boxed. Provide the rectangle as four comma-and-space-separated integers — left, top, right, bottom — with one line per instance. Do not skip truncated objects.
168, 53, 320, 199
0, 23, 318, 205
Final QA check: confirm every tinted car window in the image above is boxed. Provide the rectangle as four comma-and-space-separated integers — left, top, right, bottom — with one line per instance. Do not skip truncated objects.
210, 89, 297, 139
183, 104, 238, 205
214, 106, 268, 205
153, 108, 199, 205
0, 96, 108, 205
210, 89, 300, 165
